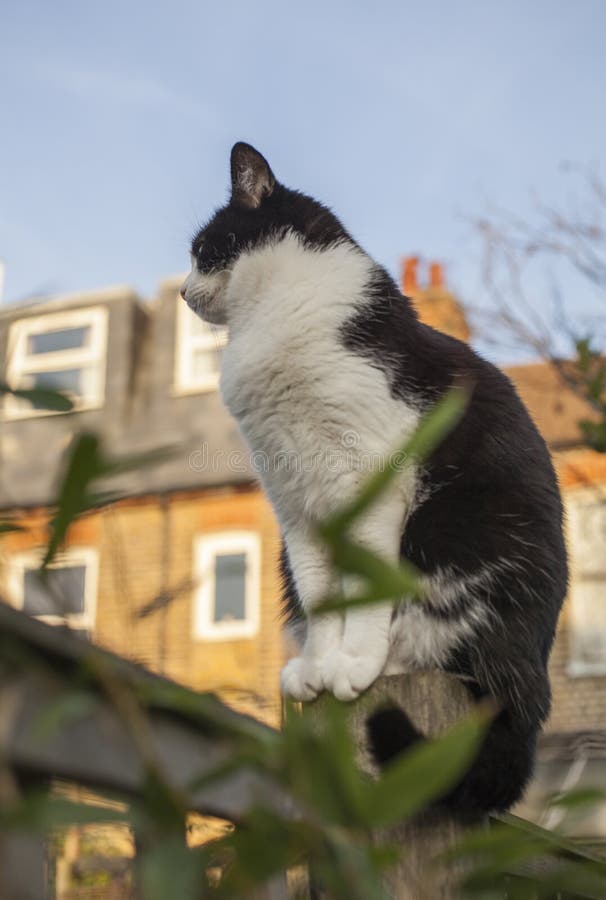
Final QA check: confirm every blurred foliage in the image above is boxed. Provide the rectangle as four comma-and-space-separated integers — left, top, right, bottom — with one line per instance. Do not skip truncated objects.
0, 384, 70, 536
41, 430, 175, 568
1, 388, 606, 898
0, 380, 74, 413
576, 337, 606, 452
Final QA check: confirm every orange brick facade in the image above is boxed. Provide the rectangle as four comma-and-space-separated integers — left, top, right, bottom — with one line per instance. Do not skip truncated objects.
548, 607, 606, 732
3, 468, 604, 737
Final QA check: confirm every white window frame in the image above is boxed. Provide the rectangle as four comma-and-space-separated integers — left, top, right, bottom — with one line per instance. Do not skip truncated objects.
174, 301, 227, 395
5, 546, 98, 633
4, 306, 108, 419
566, 490, 606, 677
193, 531, 260, 641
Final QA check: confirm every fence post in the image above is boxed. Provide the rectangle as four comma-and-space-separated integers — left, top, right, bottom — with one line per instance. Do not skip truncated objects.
305, 671, 486, 900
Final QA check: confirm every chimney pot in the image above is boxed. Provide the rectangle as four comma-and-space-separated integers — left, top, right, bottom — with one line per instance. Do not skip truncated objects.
401, 256, 419, 295
429, 262, 444, 289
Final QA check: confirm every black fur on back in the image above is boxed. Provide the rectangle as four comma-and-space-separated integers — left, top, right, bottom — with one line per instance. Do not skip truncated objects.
281, 252, 567, 814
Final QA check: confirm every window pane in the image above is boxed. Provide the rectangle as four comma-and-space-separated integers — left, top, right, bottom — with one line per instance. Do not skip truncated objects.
214, 553, 246, 622
23, 565, 86, 617
27, 326, 90, 354
28, 369, 83, 400
192, 348, 222, 380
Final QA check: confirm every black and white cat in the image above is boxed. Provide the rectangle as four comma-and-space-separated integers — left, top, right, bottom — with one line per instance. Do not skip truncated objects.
181, 142, 567, 813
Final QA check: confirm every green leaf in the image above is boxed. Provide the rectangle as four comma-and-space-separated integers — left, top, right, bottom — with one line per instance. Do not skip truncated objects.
0, 381, 74, 412
314, 539, 422, 614
139, 835, 203, 900
186, 753, 261, 795
319, 388, 468, 541
448, 813, 606, 897
448, 826, 547, 885
42, 432, 104, 567
30, 689, 98, 742
0, 793, 128, 831
312, 831, 391, 900
313, 392, 467, 613
359, 704, 492, 826
282, 700, 367, 826
42, 432, 177, 567
0, 520, 24, 533
135, 679, 278, 748
461, 854, 606, 900
547, 786, 606, 811
215, 810, 317, 898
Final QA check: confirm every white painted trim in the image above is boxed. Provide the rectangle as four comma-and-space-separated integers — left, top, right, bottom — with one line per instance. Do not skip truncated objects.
567, 659, 606, 678
5, 546, 99, 634
173, 301, 227, 395
192, 531, 260, 641
4, 306, 108, 419
565, 491, 606, 677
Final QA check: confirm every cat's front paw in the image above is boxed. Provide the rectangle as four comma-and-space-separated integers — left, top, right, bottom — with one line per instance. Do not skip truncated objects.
321, 651, 385, 701
280, 657, 324, 701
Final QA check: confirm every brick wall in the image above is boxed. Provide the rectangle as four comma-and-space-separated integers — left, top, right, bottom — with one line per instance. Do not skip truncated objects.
2, 475, 604, 736
548, 607, 606, 732
0, 484, 286, 728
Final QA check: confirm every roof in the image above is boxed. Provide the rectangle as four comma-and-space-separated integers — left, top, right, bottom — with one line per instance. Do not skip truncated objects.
0, 284, 142, 319
505, 360, 597, 450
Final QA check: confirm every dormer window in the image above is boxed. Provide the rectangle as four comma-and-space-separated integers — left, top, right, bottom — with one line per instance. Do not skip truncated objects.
4, 306, 108, 417
174, 302, 227, 394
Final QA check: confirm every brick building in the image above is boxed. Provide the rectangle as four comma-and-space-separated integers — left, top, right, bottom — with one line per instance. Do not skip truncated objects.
0, 262, 605, 836
0, 278, 286, 725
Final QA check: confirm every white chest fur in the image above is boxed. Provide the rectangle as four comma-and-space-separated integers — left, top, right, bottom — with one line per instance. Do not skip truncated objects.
220, 234, 420, 528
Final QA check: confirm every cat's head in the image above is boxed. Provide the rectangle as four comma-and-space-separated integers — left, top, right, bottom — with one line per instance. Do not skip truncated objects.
180, 142, 354, 325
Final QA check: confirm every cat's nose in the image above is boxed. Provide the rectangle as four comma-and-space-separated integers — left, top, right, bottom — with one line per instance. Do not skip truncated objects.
180, 286, 187, 300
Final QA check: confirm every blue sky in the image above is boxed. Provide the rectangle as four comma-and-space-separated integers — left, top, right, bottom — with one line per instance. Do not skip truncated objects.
1, 0, 604, 360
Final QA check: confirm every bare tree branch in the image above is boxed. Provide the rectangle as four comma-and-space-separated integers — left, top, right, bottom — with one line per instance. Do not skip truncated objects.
467, 166, 606, 450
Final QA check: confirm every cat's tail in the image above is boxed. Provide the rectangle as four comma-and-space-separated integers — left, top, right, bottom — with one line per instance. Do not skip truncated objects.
366, 702, 538, 815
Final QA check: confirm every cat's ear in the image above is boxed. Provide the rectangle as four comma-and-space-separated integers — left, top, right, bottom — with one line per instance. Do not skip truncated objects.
230, 142, 275, 209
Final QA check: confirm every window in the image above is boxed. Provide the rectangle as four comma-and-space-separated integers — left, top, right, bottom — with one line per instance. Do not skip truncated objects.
193, 532, 260, 640
4, 306, 108, 417
174, 301, 227, 394
566, 494, 606, 676
6, 547, 98, 637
